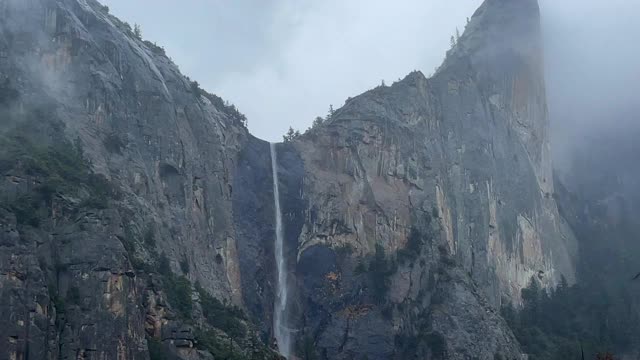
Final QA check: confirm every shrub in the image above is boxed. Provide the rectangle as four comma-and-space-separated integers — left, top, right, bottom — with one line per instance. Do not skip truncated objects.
0, 132, 120, 223
179, 257, 190, 274
354, 261, 367, 275
131, 257, 154, 273
144, 226, 156, 247
283, 127, 301, 142
334, 243, 354, 257
425, 332, 447, 359
190, 81, 247, 128
120, 223, 137, 256
48, 286, 66, 314
397, 227, 426, 263
66, 286, 81, 305
157, 253, 172, 276
103, 133, 125, 154
133, 24, 142, 40
164, 274, 192, 319
143, 40, 166, 56
501, 276, 622, 360
147, 337, 168, 360
312, 116, 324, 128
298, 335, 318, 360
10, 194, 42, 226
368, 244, 396, 304
155, 253, 193, 319
195, 329, 245, 360
196, 284, 246, 339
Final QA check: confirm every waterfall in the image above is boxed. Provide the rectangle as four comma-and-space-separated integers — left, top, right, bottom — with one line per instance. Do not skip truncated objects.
271, 143, 291, 358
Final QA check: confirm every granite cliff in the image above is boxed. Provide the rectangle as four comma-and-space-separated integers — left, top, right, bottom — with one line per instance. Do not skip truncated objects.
0, 0, 576, 359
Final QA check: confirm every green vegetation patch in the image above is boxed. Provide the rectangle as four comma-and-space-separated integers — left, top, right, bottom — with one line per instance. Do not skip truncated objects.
157, 254, 193, 319
196, 283, 247, 339
368, 244, 397, 304
0, 129, 120, 225
502, 275, 639, 360
190, 81, 247, 127
195, 329, 248, 360
147, 337, 168, 360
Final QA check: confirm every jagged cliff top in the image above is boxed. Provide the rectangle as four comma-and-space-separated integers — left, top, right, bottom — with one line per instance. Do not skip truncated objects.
440, 0, 543, 78
316, 0, 545, 132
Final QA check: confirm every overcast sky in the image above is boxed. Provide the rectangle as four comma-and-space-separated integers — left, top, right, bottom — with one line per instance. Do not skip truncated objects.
101, 0, 640, 154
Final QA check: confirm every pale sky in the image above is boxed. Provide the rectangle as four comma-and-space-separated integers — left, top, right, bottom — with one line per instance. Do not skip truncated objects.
101, 0, 640, 156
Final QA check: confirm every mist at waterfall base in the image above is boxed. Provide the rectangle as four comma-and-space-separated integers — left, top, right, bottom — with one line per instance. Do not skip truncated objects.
270, 143, 292, 358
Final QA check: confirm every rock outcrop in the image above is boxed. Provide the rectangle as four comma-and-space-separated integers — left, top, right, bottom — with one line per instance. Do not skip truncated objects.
275, 0, 576, 357
0, 0, 575, 359
0, 0, 270, 358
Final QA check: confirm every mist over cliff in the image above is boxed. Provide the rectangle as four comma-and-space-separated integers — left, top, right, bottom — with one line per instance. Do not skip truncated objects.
540, 0, 640, 172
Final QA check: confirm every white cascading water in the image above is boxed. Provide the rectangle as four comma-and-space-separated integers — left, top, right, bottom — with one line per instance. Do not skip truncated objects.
270, 143, 291, 358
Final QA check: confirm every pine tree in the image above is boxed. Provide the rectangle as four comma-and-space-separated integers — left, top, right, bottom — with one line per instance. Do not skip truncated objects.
283, 127, 300, 142
450, 35, 456, 48
134, 24, 142, 39
455, 27, 461, 41
521, 277, 543, 327
312, 116, 324, 128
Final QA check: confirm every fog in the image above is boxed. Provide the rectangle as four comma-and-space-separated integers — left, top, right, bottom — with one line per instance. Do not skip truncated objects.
541, 0, 640, 169
102, 0, 640, 158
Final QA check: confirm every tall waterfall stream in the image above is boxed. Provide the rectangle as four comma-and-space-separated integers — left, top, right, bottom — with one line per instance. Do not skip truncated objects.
270, 143, 292, 358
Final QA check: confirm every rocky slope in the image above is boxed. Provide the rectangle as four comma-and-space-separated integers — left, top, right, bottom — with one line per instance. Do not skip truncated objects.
0, 0, 270, 359
274, 0, 576, 358
0, 0, 576, 359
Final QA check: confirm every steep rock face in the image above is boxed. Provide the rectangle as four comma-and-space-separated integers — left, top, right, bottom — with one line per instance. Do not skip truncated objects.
297, 0, 575, 304
231, 137, 306, 338
0, 0, 277, 359
431, 0, 577, 301
1, 0, 247, 299
283, 0, 576, 358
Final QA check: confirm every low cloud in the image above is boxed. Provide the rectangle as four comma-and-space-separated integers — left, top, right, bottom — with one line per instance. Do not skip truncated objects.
540, 0, 640, 167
